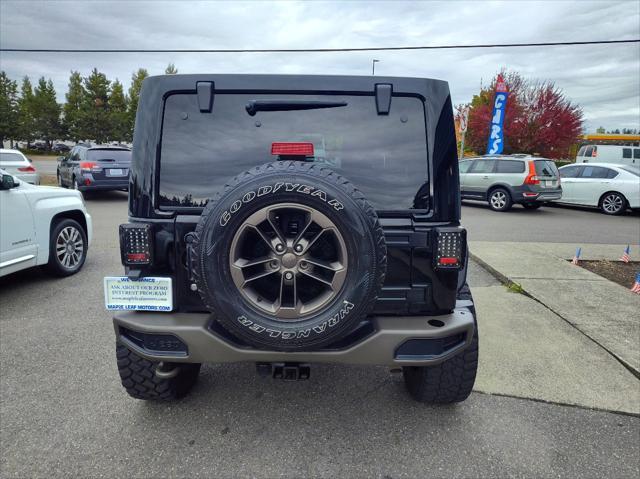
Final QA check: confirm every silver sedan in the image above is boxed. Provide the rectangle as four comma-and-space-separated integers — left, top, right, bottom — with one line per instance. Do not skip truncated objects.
0, 149, 40, 185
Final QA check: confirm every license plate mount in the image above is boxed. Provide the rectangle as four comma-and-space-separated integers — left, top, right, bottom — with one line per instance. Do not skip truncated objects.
104, 276, 173, 311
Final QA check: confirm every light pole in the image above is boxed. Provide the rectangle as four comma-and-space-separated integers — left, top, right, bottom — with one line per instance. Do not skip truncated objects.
372, 59, 380, 75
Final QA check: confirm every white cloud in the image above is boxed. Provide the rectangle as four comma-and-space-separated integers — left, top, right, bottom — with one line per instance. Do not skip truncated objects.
1, 0, 638, 131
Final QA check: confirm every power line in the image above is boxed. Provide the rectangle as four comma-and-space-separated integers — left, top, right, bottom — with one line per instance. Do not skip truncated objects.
1, 39, 638, 53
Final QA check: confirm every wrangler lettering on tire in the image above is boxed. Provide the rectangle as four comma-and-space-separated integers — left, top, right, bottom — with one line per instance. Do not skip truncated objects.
192, 161, 386, 351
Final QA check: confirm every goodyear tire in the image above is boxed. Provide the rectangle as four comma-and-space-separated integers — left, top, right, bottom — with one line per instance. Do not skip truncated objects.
192, 161, 386, 351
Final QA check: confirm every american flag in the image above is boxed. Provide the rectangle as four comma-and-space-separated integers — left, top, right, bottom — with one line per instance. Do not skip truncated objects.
631, 273, 640, 294
620, 245, 631, 263
571, 247, 581, 265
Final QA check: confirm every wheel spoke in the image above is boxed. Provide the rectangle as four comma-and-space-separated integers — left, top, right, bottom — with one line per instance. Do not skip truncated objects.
304, 258, 344, 272
299, 268, 335, 289
233, 257, 273, 269
242, 268, 278, 286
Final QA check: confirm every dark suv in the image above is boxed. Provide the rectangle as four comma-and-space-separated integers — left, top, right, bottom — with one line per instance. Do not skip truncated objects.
106, 74, 478, 404
57, 145, 131, 192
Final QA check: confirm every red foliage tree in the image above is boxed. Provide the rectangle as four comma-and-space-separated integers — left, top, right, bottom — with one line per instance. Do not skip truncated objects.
458, 71, 583, 159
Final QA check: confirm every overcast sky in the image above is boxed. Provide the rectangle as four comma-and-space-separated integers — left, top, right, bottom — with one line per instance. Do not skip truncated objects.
1, 0, 638, 132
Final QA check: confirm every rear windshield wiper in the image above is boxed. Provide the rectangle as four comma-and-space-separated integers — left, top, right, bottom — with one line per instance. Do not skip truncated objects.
245, 100, 347, 116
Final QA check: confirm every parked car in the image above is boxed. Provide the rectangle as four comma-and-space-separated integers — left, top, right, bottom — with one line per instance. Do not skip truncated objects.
57, 145, 131, 192
52, 143, 71, 153
576, 144, 640, 166
106, 73, 477, 404
0, 169, 92, 277
31, 141, 48, 152
555, 163, 640, 215
459, 154, 562, 211
0, 149, 40, 185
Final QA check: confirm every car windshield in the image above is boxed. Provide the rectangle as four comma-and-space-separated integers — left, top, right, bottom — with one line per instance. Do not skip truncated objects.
87, 149, 131, 161
619, 165, 640, 177
0, 152, 25, 163
159, 93, 428, 209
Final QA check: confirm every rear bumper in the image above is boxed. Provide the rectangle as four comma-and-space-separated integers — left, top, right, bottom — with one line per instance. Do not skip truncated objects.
112, 300, 476, 367
512, 186, 562, 203
78, 176, 129, 191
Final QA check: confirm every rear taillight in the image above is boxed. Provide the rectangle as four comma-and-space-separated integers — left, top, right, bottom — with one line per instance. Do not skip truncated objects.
119, 223, 153, 266
18, 165, 36, 173
434, 228, 466, 269
524, 160, 540, 185
80, 161, 101, 172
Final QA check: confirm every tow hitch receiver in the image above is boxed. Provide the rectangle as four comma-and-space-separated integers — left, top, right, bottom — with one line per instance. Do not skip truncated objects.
256, 362, 311, 381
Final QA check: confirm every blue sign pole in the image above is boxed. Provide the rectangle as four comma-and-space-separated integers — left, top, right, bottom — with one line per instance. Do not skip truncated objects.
486, 75, 509, 155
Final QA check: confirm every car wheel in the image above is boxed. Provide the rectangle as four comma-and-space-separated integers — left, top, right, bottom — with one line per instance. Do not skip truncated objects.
600, 192, 626, 215
191, 160, 387, 351
44, 218, 88, 276
116, 343, 201, 401
522, 203, 541, 210
488, 188, 512, 212
57, 172, 65, 188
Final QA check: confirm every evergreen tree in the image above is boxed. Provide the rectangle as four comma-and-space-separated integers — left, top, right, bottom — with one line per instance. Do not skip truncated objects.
18, 76, 36, 146
165, 63, 178, 74
81, 68, 111, 143
63, 71, 85, 143
32, 77, 62, 148
0, 71, 19, 147
127, 68, 149, 139
109, 79, 129, 142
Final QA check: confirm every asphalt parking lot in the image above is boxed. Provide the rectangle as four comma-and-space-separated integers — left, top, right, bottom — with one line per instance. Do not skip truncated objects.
1, 193, 639, 478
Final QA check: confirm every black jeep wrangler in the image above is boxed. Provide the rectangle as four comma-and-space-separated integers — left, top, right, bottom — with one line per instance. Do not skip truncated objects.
109, 74, 477, 403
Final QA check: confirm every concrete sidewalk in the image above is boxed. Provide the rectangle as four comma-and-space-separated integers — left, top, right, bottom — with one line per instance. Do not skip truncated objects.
470, 242, 640, 377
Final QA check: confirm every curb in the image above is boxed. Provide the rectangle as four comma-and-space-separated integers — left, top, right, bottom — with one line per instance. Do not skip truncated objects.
470, 251, 640, 379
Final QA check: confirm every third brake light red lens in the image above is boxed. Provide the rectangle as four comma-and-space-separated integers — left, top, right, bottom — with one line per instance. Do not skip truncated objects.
271, 142, 314, 157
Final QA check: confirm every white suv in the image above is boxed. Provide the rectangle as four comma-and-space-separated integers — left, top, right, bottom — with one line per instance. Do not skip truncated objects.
0, 170, 92, 277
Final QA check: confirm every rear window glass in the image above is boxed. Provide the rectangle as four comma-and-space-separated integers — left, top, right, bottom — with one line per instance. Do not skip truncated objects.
634, 149, 640, 159
622, 148, 632, 159
87, 149, 131, 161
159, 94, 428, 209
495, 160, 525, 173
577, 146, 586, 157
534, 160, 558, 177
0, 152, 25, 163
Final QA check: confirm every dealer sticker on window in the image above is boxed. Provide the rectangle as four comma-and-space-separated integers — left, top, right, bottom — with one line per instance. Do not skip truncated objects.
103, 276, 173, 311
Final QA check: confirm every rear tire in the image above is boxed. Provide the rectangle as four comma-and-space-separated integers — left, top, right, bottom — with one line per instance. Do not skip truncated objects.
403, 329, 478, 404
600, 192, 627, 215
116, 343, 201, 401
403, 283, 478, 404
488, 188, 512, 212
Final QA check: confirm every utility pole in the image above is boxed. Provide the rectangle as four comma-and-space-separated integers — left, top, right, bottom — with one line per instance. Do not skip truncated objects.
372, 59, 379, 75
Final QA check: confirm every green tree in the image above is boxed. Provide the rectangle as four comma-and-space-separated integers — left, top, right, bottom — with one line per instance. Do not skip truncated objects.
18, 76, 36, 146
596, 126, 606, 134
81, 68, 111, 143
109, 79, 129, 141
63, 71, 85, 143
127, 68, 149, 139
32, 77, 62, 148
0, 72, 20, 147
165, 63, 178, 74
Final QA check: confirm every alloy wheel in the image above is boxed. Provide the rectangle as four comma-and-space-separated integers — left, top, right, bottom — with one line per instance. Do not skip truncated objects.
55, 225, 84, 269
490, 191, 507, 209
229, 203, 348, 319
602, 194, 624, 214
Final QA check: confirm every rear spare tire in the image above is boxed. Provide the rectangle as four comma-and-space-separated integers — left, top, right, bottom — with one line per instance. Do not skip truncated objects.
192, 161, 386, 351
